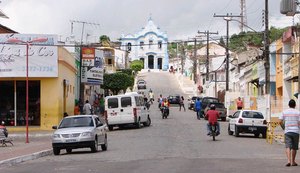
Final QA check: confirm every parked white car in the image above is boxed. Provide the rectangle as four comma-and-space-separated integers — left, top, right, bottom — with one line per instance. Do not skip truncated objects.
52, 115, 108, 155
105, 92, 151, 131
227, 110, 267, 138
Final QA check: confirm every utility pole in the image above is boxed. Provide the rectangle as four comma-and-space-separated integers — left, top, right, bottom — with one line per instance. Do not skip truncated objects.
193, 38, 197, 84
70, 20, 100, 102
264, 0, 270, 94
198, 30, 218, 81
214, 13, 242, 91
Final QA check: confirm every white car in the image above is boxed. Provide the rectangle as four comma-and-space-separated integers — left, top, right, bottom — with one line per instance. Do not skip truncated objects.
137, 80, 146, 90
52, 115, 108, 155
227, 110, 267, 138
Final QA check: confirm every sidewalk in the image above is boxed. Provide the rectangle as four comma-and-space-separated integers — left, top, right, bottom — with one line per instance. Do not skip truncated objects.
175, 72, 197, 96
0, 131, 53, 167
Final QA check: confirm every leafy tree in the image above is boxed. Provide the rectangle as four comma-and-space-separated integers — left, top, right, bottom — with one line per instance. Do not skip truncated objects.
117, 69, 133, 76
130, 60, 144, 72
99, 35, 111, 47
101, 72, 134, 95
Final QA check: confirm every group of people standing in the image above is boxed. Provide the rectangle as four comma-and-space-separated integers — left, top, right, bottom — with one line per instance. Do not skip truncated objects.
73, 93, 105, 116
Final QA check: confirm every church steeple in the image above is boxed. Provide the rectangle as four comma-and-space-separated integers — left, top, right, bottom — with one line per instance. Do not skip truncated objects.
148, 13, 152, 21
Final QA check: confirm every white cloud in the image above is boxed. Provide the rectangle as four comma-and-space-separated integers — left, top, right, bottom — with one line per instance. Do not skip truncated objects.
0, 0, 290, 42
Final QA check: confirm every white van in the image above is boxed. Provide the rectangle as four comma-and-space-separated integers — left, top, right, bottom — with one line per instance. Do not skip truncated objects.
104, 92, 151, 131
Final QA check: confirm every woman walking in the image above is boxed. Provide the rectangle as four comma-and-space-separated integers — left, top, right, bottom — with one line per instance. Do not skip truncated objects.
179, 96, 186, 111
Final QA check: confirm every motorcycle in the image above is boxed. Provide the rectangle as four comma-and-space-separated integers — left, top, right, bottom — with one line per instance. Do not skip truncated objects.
161, 106, 169, 119
209, 122, 218, 141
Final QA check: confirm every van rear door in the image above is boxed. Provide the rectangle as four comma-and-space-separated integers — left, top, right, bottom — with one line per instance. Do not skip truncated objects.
107, 97, 121, 124
120, 96, 135, 123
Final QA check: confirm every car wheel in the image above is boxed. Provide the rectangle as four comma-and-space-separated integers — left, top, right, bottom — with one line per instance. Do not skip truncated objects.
66, 148, 72, 154
228, 125, 233, 135
101, 135, 108, 151
91, 138, 98, 153
143, 116, 151, 127
221, 117, 226, 121
254, 132, 260, 138
108, 125, 113, 131
53, 147, 60, 156
235, 126, 239, 137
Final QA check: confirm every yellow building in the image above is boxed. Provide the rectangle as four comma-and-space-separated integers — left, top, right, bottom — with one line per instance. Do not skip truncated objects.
0, 34, 76, 130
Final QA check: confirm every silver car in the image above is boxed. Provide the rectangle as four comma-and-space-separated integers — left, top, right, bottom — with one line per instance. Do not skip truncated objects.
52, 115, 108, 155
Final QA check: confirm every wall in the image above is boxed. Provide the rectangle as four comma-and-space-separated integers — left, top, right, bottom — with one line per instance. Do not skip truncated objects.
40, 47, 76, 129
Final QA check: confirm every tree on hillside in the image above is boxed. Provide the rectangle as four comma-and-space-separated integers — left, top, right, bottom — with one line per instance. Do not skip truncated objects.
101, 73, 134, 95
228, 27, 287, 52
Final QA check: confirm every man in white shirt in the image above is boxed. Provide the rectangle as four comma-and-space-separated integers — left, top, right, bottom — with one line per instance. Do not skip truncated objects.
279, 99, 300, 167
83, 100, 92, 115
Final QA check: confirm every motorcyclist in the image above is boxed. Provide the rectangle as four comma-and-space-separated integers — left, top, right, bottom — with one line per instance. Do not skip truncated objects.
205, 104, 220, 136
161, 98, 170, 115
0, 121, 8, 137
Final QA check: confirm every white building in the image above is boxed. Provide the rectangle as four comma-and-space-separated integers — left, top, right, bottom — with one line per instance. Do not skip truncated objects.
120, 17, 169, 70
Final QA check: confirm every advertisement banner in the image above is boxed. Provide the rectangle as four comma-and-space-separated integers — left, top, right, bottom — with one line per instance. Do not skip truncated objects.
0, 34, 58, 77
82, 47, 95, 67
81, 49, 104, 85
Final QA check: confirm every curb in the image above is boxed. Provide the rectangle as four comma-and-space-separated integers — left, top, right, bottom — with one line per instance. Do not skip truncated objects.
0, 149, 52, 167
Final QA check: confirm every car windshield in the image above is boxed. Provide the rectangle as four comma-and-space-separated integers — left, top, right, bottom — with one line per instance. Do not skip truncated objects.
242, 111, 264, 119
206, 98, 219, 103
192, 97, 201, 100
212, 103, 225, 108
59, 116, 94, 128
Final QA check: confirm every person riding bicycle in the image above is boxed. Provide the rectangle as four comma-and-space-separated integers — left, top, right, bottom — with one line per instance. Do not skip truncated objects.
205, 104, 220, 136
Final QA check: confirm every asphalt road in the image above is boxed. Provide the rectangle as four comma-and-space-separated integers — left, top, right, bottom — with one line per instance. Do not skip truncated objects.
0, 71, 292, 173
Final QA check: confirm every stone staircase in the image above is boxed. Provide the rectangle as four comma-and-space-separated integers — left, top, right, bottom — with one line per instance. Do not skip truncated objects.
176, 73, 197, 96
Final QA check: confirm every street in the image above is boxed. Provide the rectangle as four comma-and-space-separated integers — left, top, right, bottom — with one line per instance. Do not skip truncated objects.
0, 72, 291, 173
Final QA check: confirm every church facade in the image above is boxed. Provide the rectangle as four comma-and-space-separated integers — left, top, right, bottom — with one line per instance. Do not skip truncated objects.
120, 18, 169, 70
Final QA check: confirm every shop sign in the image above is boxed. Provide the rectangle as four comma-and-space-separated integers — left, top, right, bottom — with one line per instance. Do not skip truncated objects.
81, 49, 104, 85
0, 34, 58, 77
82, 47, 95, 67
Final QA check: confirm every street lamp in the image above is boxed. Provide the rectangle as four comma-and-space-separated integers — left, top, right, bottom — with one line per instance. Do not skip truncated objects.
6, 37, 48, 143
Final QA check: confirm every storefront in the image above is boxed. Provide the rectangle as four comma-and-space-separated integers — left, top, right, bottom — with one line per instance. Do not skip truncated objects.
0, 81, 40, 126
0, 34, 76, 129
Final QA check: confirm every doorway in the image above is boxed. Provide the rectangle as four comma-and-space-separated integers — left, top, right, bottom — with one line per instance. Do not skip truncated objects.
148, 55, 154, 69
157, 58, 162, 69
140, 58, 145, 68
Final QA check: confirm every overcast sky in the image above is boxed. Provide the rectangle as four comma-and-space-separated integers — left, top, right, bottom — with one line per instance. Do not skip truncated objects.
0, 0, 297, 43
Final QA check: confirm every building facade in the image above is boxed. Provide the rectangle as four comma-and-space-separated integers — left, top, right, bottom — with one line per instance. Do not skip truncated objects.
120, 18, 169, 70
0, 34, 77, 130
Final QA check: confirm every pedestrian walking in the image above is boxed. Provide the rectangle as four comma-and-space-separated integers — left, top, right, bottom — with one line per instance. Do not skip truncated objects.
194, 98, 202, 120
99, 94, 105, 116
179, 96, 186, 111
279, 99, 300, 167
149, 90, 154, 104
236, 97, 243, 110
83, 100, 92, 115
74, 102, 80, 115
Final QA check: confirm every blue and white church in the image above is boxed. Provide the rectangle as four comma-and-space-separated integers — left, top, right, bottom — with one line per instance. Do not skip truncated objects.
120, 17, 169, 70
